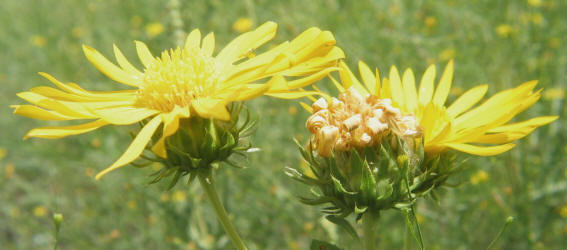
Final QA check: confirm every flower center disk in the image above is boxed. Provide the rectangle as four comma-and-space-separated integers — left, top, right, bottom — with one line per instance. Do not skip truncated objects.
136, 47, 221, 112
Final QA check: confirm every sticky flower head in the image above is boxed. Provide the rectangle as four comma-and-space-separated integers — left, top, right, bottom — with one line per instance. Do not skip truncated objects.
306, 88, 422, 157
12, 21, 344, 180
332, 60, 558, 156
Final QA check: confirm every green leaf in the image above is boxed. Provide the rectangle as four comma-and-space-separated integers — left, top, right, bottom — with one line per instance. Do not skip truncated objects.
332, 176, 356, 195
326, 215, 361, 242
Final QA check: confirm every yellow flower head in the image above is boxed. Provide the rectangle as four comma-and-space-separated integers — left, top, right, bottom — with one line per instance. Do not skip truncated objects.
330, 60, 557, 156
12, 21, 344, 179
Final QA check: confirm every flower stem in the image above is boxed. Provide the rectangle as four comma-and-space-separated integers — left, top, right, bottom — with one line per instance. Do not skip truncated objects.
198, 171, 247, 250
362, 211, 380, 250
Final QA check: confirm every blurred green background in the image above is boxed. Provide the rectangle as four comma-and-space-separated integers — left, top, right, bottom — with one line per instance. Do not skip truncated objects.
1, 0, 566, 249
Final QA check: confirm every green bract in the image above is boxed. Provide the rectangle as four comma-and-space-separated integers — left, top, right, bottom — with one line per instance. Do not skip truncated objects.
288, 133, 465, 221
135, 103, 256, 189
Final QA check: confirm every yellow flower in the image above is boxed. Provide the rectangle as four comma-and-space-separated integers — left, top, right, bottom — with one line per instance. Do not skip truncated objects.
331, 60, 557, 156
470, 170, 489, 184
13, 22, 343, 179
496, 24, 514, 38
0, 148, 6, 159
33, 205, 48, 217
424, 16, 436, 28
145, 22, 165, 37
172, 190, 186, 203
30, 35, 47, 47
4, 163, 15, 179
233, 18, 253, 33
528, 0, 543, 7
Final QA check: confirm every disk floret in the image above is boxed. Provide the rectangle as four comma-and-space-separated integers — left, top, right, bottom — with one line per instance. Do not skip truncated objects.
136, 47, 222, 112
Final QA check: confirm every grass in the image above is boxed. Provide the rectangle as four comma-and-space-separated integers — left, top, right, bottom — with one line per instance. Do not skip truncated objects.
1, 0, 566, 249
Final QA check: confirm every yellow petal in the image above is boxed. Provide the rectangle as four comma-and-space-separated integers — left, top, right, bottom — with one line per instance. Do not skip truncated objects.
358, 61, 376, 94
402, 68, 418, 113
339, 61, 368, 95
217, 21, 277, 64
184, 29, 202, 50
330, 76, 345, 93
92, 106, 159, 125
151, 107, 189, 158
300, 101, 313, 113
284, 67, 337, 90
82, 45, 139, 87
445, 142, 515, 156
265, 91, 324, 99
432, 60, 454, 106
38, 72, 137, 99
191, 98, 230, 120
374, 68, 381, 96
446, 84, 488, 118
418, 64, 436, 106
232, 82, 272, 101
201, 32, 215, 56
17, 92, 95, 119
388, 66, 405, 107
134, 41, 156, 68
24, 119, 108, 139
113, 44, 143, 75
488, 116, 558, 133
12, 105, 74, 121
95, 115, 162, 180
380, 77, 392, 99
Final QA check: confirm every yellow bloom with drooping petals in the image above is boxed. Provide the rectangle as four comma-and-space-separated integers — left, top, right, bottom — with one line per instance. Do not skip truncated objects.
331, 60, 557, 156
12, 21, 344, 179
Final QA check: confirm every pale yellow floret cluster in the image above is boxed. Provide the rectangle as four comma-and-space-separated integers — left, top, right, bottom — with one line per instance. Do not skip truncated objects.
306, 87, 421, 157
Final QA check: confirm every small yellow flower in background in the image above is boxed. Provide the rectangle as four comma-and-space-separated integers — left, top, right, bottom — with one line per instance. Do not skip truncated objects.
503, 186, 513, 195
559, 205, 567, 218
303, 222, 314, 232
288, 106, 298, 115
72, 27, 85, 38
160, 193, 170, 202
528, 0, 543, 7
145, 22, 165, 37
233, 18, 254, 33
470, 170, 489, 184
33, 205, 48, 217
4, 163, 15, 179
91, 138, 101, 148
531, 13, 544, 25
131, 16, 142, 27
439, 48, 455, 61
543, 88, 565, 100
424, 16, 437, 28
84, 167, 95, 177
0, 148, 6, 159
127, 200, 137, 209
30, 35, 47, 48
496, 24, 514, 38
172, 190, 186, 203
12, 21, 343, 180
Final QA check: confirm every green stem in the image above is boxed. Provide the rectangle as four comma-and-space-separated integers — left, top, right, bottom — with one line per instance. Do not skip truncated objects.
362, 211, 379, 250
198, 172, 247, 250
